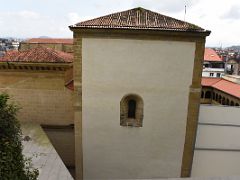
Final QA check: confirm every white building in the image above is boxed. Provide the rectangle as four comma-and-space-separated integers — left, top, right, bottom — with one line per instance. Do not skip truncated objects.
202, 48, 225, 78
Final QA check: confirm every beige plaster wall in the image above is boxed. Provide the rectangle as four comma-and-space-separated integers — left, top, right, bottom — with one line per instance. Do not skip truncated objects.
82, 38, 196, 179
0, 71, 74, 125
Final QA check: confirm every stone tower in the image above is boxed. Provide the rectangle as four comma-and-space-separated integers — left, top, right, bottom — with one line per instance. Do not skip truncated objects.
69, 7, 210, 180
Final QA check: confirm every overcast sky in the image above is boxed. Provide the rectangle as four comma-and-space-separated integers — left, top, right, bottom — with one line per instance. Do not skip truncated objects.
0, 0, 240, 47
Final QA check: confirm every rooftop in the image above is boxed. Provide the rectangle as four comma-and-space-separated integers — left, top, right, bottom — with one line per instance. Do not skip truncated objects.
25, 38, 73, 44
204, 48, 222, 62
0, 47, 73, 63
70, 7, 209, 33
201, 77, 240, 98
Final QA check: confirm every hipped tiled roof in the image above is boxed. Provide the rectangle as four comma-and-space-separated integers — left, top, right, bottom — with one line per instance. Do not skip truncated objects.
71, 7, 208, 33
25, 38, 73, 44
204, 48, 222, 62
0, 47, 73, 63
201, 77, 240, 98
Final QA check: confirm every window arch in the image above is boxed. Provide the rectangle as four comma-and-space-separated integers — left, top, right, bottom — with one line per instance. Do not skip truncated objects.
230, 101, 234, 106
120, 94, 143, 127
226, 99, 230, 105
205, 91, 211, 99
222, 97, 226, 105
219, 95, 222, 103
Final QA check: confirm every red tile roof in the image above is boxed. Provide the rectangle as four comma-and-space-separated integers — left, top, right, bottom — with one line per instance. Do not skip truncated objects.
201, 77, 221, 86
212, 80, 240, 99
204, 48, 222, 62
71, 7, 209, 33
202, 77, 240, 98
65, 80, 74, 91
25, 38, 73, 44
0, 47, 73, 63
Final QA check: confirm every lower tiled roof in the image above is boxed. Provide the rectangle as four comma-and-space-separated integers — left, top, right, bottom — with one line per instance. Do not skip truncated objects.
202, 77, 240, 98
204, 48, 222, 62
201, 77, 222, 86
0, 47, 73, 63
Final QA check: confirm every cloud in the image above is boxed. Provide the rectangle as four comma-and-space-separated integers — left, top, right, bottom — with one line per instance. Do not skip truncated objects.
68, 13, 82, 24
131, 0, 200, 13
222, 5, 240, 19
0, 10, 72, 38
67, 13, 94, 24
19, 11, 40, 19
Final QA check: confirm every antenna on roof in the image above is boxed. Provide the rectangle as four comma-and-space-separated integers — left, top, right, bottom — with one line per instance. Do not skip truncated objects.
184, 5, 187, 21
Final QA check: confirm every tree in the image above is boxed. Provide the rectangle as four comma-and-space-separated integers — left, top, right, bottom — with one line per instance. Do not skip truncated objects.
0, 93, 38, 180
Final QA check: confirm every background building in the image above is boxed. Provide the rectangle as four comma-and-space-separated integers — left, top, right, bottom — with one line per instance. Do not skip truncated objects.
202, 48, 225, 78
0, 43, 75, 176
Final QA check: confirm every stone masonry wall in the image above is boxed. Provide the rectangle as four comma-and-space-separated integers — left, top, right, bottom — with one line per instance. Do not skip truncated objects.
0, 71, 74, 125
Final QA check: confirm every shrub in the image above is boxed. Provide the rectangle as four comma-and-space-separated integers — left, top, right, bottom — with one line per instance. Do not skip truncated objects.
0, 93, 39, 180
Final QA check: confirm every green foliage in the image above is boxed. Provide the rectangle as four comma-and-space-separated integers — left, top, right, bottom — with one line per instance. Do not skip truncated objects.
0, 93, 39, 180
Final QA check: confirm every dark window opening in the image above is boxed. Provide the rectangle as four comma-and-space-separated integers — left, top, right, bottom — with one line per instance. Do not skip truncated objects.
205, 91, 212, 99
128, 99, 136, 118
226, 99, 230, 105
120, 94, 144, 127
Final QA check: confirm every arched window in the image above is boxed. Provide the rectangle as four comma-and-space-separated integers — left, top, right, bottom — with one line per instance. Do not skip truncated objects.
128, 99, 136, 118
219, 95, 222, 103
226, 99, 230, 105
236, 103, 239, 106
230, 101, 234, 106
201, 91, 204, 98
222, 97, 226, 105
205, 91, 211, 99
120, 94, 143, 127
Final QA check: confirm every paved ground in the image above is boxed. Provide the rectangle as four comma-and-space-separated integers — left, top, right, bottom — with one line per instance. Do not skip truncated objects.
21, 123, 73, 180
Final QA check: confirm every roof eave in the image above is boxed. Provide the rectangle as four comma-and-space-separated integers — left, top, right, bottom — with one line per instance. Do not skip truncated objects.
69, 26, 211, 37
0, 61, 73, 67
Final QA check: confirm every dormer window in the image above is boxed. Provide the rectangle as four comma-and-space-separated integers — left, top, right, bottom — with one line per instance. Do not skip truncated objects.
120, 94, 143, 127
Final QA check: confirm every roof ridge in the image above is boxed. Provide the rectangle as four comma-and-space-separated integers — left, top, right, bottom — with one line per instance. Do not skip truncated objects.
43, 47, 69, 63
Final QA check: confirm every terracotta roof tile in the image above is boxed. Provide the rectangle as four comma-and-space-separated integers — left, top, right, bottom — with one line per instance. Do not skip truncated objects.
201, 77, 240, 98
71, 7, 208, 33
65, 80, 74, 91
25, 38, 73, 44
0, 47, 73, 63
201, 77, 222, 86
212, 79, 240, 98
204, 48, 222, 62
